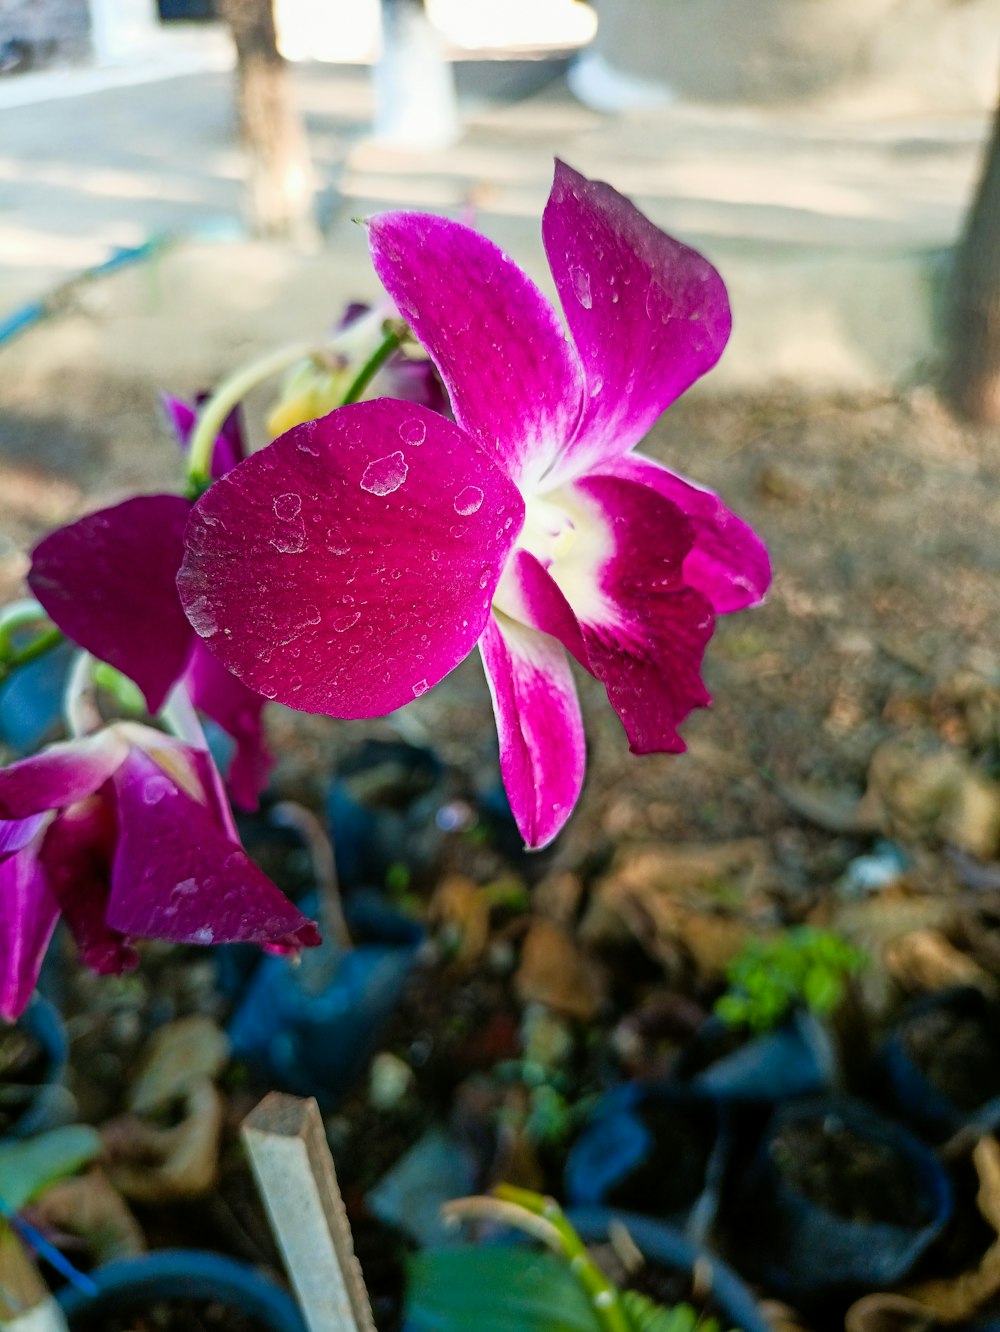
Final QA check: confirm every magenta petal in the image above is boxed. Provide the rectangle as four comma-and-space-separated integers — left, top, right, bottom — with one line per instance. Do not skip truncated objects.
480, 615, 585, 850
368, 211, 584, 486
0, 733, 125, 820
162, 394, 246, 479
542, 161, 731, 484
178, 400, 525, 718
0, 814, 48, 858
0, 843, 60, 1022
29, 494, 195, 713
508, 478, 715, 753
596, 454, 771, 613
108, 745, 320, 949
185, 641, 273, 812
39, 796, 137, 976
569, 475, 715, 752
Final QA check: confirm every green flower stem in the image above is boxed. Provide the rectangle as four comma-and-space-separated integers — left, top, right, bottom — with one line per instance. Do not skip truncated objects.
64, 652, 102, 737
339, 324, 405, 406
184, 320, 409, 497
0, 600, 64, 686
490, 1187, 634, 1332
184, 339, 318, 497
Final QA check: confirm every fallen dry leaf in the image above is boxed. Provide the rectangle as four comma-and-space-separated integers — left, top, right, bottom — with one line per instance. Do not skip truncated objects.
582, 840, 773, 977
128, 1015, 229, 1115
859, 737, 1000, 860
845, 1292, 939, 1332
429, 875, 492, 969
515, 918, 605, 1021
903, 1137, 1000, 1321
103, 1079, 224, 1202
0, 1225, 47, 1322
885, 929, 997, 997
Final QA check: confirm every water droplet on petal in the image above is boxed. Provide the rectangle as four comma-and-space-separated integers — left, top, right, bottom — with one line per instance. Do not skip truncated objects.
478, 566, 491, 589
325, 525, 350, 555
303, 604, 322, 625
333, 611, 361, 632
454, 485, 484, 516
142, 776, 172, 806
273, 492, 302, 520
260, 683, 278, 699
570, 265, 593, 310
399, 418, 427, 446
185, 595, 218, 638
412, 679, 429, 697
361, 451, 408, 495
269, 525, 306, 554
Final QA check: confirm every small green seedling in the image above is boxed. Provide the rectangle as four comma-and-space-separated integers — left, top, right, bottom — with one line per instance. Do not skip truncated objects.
714, 927, 866, 1034
407, 1187, 740, 1332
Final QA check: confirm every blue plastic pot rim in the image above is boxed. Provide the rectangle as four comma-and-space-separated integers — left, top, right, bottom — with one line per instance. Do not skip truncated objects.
56, 1249, 306, 1332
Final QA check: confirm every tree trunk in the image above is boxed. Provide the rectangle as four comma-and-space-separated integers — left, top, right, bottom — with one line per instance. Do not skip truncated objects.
221, 0, 317, 244
944, 78, 1000, 425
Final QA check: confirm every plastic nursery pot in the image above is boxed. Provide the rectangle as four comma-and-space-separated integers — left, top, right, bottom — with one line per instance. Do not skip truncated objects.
731, 1095, 953, 1306
1, 995, 70, 1139
674, 1007, 837, 1102
326, 738, 444, 890
880, 987, 1000, 1140
564, 1083, 730, 1242
568, 1206, 772, 1332
56, 1249, 306, 1332
228, 889, 424, 1107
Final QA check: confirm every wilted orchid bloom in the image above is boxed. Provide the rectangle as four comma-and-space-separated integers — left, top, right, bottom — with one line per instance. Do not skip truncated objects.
0, 722, 319, 1021
266, 303, 448, 438
28, 405, 272, 810
177, 162, 770, 848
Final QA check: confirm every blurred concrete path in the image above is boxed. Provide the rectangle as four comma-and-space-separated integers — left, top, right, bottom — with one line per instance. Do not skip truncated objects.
0, 36, 993, 387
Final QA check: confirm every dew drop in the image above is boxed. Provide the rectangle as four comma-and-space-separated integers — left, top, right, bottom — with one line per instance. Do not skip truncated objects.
333, 611, 361, 632
192, 926, 215, 945
399, 418, 427, 446
570, 265, 593, 310
185, 595, 218, 638
303, 604, 322, 625
273, 492, 302, 520
260, 683, 278, 700
325, 525, 350, 555
142, 777, 172, 806
296, 440, 320, 456
269, 526, 306, 554
361, 451, 408, 495
590, 374, 604, 398
454, 485, 484, 516
412, 679, 429, 697
478, 566, 491, 589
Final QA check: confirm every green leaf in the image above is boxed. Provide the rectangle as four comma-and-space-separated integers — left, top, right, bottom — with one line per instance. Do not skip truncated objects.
407, 1244, 602, 1332
0, 1125, 102, 1212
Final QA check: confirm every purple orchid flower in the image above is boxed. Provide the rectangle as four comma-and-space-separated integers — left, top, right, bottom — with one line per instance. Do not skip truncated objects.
177, 162, 770, 849
0, 723, 319, 1021
27, 406, 272, 811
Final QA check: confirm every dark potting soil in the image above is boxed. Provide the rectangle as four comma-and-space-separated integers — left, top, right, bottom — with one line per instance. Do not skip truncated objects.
902, 1006, 1000, 1113
72, 1299, 275, 1332
0, 1020, 47, 1132
770, 1116, 934, 1227
604, 1100, 718, 1216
